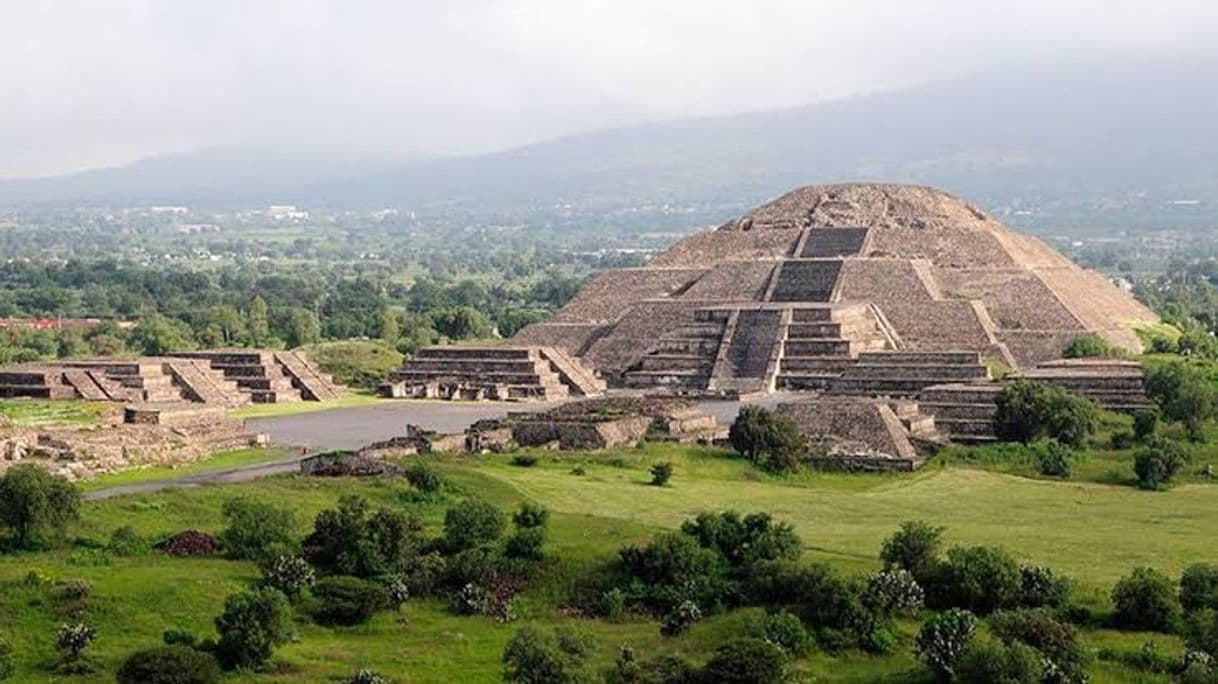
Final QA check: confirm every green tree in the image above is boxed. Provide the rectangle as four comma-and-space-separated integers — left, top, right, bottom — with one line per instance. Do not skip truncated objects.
1133, 436, 1190, 490
375, 307, 400, 346
303, 495, 425, 578
246, 296, 271, 347
218, 498, 297, 562
1112, 567, 1181, 632
130, 313, 196, 355
0, 464, 80, 549
1145, 360, 1218, 441
880, 520, 944, 583
701, 638, 786, 684
502, 625, 594, 684
116, 645, 221, 684
442, 500, 506, 553
728, 406, 805, 473
214, 587, 294, 670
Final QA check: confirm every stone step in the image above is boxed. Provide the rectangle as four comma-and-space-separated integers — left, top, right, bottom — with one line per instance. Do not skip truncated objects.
919, 384, 1002, 404
832, 377, 972, 397
391, 369, 561, 386
414, 347, 538, 361
656, 338, 720, 354
0, 384, 78, 400
935, 417, 996, 437
845, 364, 990, 380
784, 339, 854, 356
920, 402, 998, 420
776, 373, 837, 391
857, 351, 983, 365
400, 359, 550, 374
638, 354, 715, 371
779, 356, 857, 372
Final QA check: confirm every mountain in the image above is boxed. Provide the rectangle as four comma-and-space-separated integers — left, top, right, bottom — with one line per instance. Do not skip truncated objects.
3, 56, 1217, 228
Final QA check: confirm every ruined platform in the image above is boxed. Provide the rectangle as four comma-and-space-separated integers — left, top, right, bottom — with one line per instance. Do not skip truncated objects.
380, 345, 604, 401
776, 396, 942, 471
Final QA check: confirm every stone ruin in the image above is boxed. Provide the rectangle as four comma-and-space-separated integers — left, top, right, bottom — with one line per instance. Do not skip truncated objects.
491, 396, 723, 450
380, 345, 604, 401
0, 402, 263, 481
775, 397, 943, 472
0, 349, 346, 406
511, 183, 1156, 396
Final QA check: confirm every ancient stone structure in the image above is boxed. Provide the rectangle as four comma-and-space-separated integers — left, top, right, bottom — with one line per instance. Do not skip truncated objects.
0, 402, 261, 480
380, 346, 605, 401
0, 350, 345, 406
776, 397, 942, 471
513, 184, 1157, 395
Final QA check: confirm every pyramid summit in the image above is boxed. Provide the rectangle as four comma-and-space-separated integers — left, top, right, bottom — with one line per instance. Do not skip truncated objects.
513, 183, 1157, 393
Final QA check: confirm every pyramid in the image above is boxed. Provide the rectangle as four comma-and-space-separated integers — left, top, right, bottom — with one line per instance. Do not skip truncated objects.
513, 183, 1157, 394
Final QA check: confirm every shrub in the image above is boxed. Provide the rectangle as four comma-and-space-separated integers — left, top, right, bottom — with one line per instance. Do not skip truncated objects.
680, 511, 802, 572
1184, 610, 1218, 659
116, 645, 222, 684
619, 532, 725, 612
404, 461, 445, 493
214, 587, 294, 670
1144, 360, 1218, 441
1134, 436, 1190, 489
994, 381, 1097, 448
442, 500, 506, 553
955, 639, 1045, 684
880, 520, 944, 583
745, 561, 892, 653
55, 622, 96, 660
649, 461, 673, 486
1035, 440, 1074, 478
512, 502, 549, 529
660, 600, 703, 636
109, 525, 150, 557
1064, 334, 1124, 359
56, 579, 93, 602
866, 568, 925, 614
452, 582, 518, 622
929, 545, 1021, 614
599, 588, 627, 620
260, 555, 316, 599
502, 625, 593, 684
729, 406, 806, 473
1134, 408, 1160, 441
1111, 567, 1181, 632
218, 498, 296, 562
504, 527, 546, 561
304, 495, 425, 578
0, 638, 11, 681
1183, 564, 1218, 613
159, 530, 219, 556
0, 464, 80, 549
759, 610, 811, 656
914, 609, 977, 681
701, 638, 786, 684
348, 670, 393, 684
989, 608, 1088, 681
510, 454, 539, 467
311, 576, 389, 626
1017, 564, 1071, 609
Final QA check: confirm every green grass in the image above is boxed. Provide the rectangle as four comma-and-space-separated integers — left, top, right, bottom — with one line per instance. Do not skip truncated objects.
0, 399, 111, 426
77, 447, 296, 492
229, 391, 381, 419
0, 443, 1207, 682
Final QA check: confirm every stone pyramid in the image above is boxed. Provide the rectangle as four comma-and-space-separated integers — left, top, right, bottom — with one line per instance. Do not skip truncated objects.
514, 183, 1157, 393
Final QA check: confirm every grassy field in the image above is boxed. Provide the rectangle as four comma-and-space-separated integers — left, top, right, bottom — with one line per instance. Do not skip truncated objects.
76, 446, 295, 493
0, 443, 1209, 682
0, 399, 112, 427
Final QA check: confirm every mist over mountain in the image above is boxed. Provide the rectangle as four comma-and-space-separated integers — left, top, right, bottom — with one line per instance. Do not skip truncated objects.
3, 57, 1216, 229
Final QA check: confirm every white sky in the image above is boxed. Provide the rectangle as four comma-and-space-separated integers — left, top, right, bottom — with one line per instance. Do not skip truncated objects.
2, 0, 1217, 178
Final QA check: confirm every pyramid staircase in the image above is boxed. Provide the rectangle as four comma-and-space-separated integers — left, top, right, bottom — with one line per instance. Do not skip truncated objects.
386, 347, 571, 400
829, 351, 990, 398
917, 383, 1001, 442
1014, 359, 1151, 413
775, 304, 888, 391
168, 351, 307, 403
622, 309, 730, 390
273, 351, 347, 401
163, 358, 249, 407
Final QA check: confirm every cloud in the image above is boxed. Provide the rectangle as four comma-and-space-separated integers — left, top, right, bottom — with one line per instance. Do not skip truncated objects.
1, 0, 1216, 177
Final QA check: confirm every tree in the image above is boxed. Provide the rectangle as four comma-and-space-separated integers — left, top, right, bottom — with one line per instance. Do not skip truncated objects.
246, 296, 271, 347
649, 462, 673, 486
214, 587, 294, 670
930, 546, 1021, 614
954, 639, 1045, 684
1111, 567, 1181, 632
376, 307, 400, 346
1182, 564, 1218, 613
728, 406, 805, 473
260, 555, 316, 599
988, 608, 1088, 681
1063, 334, 1123, 359
0, 464, 80, 549
1145, 361, 1218, 440
914, 609, 977, 681
303, 495, 425, 578
700, 638, 786, 684
880, 520, 944, 583
502, 625, 594, 684
431, 306, 493, 340
1133, 436, 1190, 490
116, 645, 222, 684
311, 576, 389, 626
130, 313, 196, 355
442, 500, 505, 553
994, 381, 1097, 448
218, 498, 297, 562
619, 532, 724, 612
282, 308, 321, 348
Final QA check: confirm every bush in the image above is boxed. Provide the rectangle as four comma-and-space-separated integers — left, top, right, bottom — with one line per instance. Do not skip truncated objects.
1183, 564, 1218, 613
510, 454, 539, 468
1034, 440, 1074, 478
0, 464, 80, 549
649, 461, 673, 486
512, 502, 549, 529
680, 511, 802, 572
218, 498, 296, 562
443, 500, 506, 553
1134, 436, 1190, 489
504, 527, 546, 561
304, 341, 403, 389
994, 381, 1097, 448
116, 645, 222, 684
158, 530, 219, 556
1111, 567, 1181, 632
1144, 360, 1218, 441
865, 568, 925, 614
619, 532, 725, 612
1184, 609, 1218, 659
701, 638, 786, 684
660, 600, 703, 636
929, 546, 1021, 614
599, 588, 627, 620
759, 610, 811, 656
0, 638, 11, 681
914, 609, 977, 681
304, 495, 425, 578
989, 608, 1088, 681
56, 579, 93, 602
502, 625, 593, 684
109, 525, 150, 557
214, 587, 294, 670
880, 520, 944, 583
1017, 564, 1071, 609
955, 639, 1045, 684
745, 561, 892, 653
311, 576, 389, 626
260, 555, 316, 599
348, 670, 393, 684
1064, 334, 1124, 359
404, 462, 445, 493
1134, 408, 1160, 441
729, 406, 806, 473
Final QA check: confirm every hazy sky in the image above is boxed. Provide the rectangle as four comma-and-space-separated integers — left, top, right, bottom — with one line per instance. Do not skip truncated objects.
2, 1, 1217, 178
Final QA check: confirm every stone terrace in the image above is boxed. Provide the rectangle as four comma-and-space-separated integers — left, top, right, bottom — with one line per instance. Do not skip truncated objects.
382, 346, 603, 401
